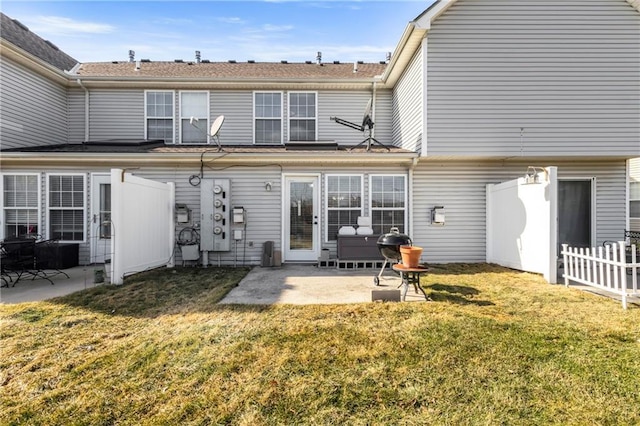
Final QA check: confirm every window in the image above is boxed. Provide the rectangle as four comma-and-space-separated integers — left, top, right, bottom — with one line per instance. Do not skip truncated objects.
2, 174, 39, 239
254, 92, 282, 144
326, 175, 362, 241
180, 91, 209, 144
288, 92, 317, 141
631, 181, 640, 218
47, 174, 85, 242
145, 91, 174, 143
370, 175, 406, 234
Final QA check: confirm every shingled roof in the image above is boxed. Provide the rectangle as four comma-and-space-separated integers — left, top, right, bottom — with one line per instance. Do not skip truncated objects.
0, 13, 78, 71
74, 61, 387, 80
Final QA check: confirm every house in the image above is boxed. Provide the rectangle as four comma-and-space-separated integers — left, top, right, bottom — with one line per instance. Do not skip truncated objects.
1, 0, 639, 284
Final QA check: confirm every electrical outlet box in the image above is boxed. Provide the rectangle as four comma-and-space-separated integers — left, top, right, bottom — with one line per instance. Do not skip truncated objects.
233, 229, 243, 240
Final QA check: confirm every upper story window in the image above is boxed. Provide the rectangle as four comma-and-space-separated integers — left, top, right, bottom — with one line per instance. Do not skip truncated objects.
631, 181, 640, 219
326, 175, 363, 241
145, 91, 174, 143
288, 92, 317, 141
2, 174, 40, 240
47, 174, 85, 242
370, 175, 406, 235
180, 91, 209, 144
254, 92, 283, 144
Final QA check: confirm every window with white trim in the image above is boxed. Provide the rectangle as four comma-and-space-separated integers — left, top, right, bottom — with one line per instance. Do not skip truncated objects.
326, 175, 362, 241
288, 92, 317, 141
145, 91, 174, 143
2, 174, 39, 239
631, 181, 640, 219
370, 175, 406, 234
180, 91, 209, 144
254, 92, 282, 144
47, 174, 85, 242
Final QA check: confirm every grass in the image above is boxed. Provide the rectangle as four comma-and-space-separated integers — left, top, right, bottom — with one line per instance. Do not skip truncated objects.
1, 264, 639, 425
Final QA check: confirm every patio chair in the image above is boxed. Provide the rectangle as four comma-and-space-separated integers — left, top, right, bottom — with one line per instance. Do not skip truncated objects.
0, 238, 40, 286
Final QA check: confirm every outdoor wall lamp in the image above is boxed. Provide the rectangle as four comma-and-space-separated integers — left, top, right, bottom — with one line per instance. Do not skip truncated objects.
265, 182, 272, 192
523, 166, 548, 185
431, 206, 445, 226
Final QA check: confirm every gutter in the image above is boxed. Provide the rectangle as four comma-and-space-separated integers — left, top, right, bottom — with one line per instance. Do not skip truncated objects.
76, 79, 89, 141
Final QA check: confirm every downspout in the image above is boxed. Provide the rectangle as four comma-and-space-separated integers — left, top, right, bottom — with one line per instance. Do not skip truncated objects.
371, 81, 377, 138
409, 157, 418, 240
76, 79, 89, 142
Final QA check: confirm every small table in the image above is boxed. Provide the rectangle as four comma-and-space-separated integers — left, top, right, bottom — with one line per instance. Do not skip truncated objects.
392, 264, 430, 301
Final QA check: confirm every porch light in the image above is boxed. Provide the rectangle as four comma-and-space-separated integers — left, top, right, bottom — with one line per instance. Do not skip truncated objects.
522, 166, 547, 185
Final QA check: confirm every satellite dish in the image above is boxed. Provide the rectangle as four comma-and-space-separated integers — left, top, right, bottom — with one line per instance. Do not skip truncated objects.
329, 98, 389, 151
361, 98, 373, 129
209, 115, 225, 151
210, 115, 225, 137
189, 116, 198, 125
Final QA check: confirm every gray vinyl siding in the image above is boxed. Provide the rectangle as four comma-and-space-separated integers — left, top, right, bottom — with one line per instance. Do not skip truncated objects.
68, 88, 86, 143
319, 91, 379, 146
210, 91, 253, 144
373, 90, 393, 146
89, 90, 144, 141
0, 58, 67, 149
425, 0, 640, 158
411, 160, 627, 263
392, 47, 423, 152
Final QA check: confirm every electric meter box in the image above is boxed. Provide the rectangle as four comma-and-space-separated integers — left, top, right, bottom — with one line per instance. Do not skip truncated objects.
200, 178, 231, 251
175, 203, 190, 223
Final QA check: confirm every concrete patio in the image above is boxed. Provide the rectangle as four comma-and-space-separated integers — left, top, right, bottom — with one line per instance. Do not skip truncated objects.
0, 264, 428, 305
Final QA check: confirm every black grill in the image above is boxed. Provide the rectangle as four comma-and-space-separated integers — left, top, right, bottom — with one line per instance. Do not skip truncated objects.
376, 229, 411, 262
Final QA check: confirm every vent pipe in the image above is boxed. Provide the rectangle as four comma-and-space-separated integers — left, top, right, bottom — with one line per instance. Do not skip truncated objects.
386, 52, 391, 63
353, 62, 358, 73
316, 51, 322, 65
129, 50, 135, 62
195, 50, 201, 63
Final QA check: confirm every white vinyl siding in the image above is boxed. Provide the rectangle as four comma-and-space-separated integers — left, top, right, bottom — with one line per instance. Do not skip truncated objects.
392, 48, 423, 151
288, 92, 317, 141
47, 174, 86, 242
145, 91, 174, 143
180, 91, 209, 144
254, 91, 283, 144
425, 0, 640, 158
370, 175, 406, 235
325, 175, 363, 242
0, 58, 67, 149
1, 174, 40, 239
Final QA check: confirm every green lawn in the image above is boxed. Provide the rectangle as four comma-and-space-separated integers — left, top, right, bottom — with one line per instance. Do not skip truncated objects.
1, 264, 639, 425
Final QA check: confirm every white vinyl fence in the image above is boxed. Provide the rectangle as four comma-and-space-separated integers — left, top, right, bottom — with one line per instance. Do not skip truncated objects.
562, 242, 639, 309
110, 169, 175, 285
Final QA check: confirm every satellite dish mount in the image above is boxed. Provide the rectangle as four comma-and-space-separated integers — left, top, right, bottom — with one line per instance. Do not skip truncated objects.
330, 99, 390, 151
189, 115, 225, 152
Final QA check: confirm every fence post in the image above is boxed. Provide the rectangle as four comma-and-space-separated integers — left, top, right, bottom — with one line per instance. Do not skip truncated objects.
619, 241, 628, 309
562, 244, 569, 287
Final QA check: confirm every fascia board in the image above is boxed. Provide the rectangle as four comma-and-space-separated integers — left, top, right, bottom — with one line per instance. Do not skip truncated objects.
0, 151, 418, 167
0, 39, 73, 85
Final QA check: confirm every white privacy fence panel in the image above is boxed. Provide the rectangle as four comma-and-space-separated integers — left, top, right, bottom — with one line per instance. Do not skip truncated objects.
486, 166, 558, 283
562, 242, 639, 309
110, 169, 175, 285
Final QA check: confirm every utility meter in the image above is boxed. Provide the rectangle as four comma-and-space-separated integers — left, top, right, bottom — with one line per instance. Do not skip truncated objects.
200, 179, 231, 251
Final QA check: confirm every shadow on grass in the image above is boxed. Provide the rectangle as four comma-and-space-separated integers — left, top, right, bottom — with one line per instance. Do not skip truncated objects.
43, 263, 510, 318
48, 266, 264, 318
425, 283, 495, 306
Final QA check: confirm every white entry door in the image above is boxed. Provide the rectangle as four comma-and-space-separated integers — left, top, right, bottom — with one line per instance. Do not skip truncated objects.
90, 174, 112, 263
284, 175, 320, 262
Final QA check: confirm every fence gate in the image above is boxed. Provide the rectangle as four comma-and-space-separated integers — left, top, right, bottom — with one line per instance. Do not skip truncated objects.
486, 166, 558, 283
110, 169, 175, 284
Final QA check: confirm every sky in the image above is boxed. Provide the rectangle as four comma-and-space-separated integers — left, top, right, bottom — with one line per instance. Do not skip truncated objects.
1, 1, 435, 64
